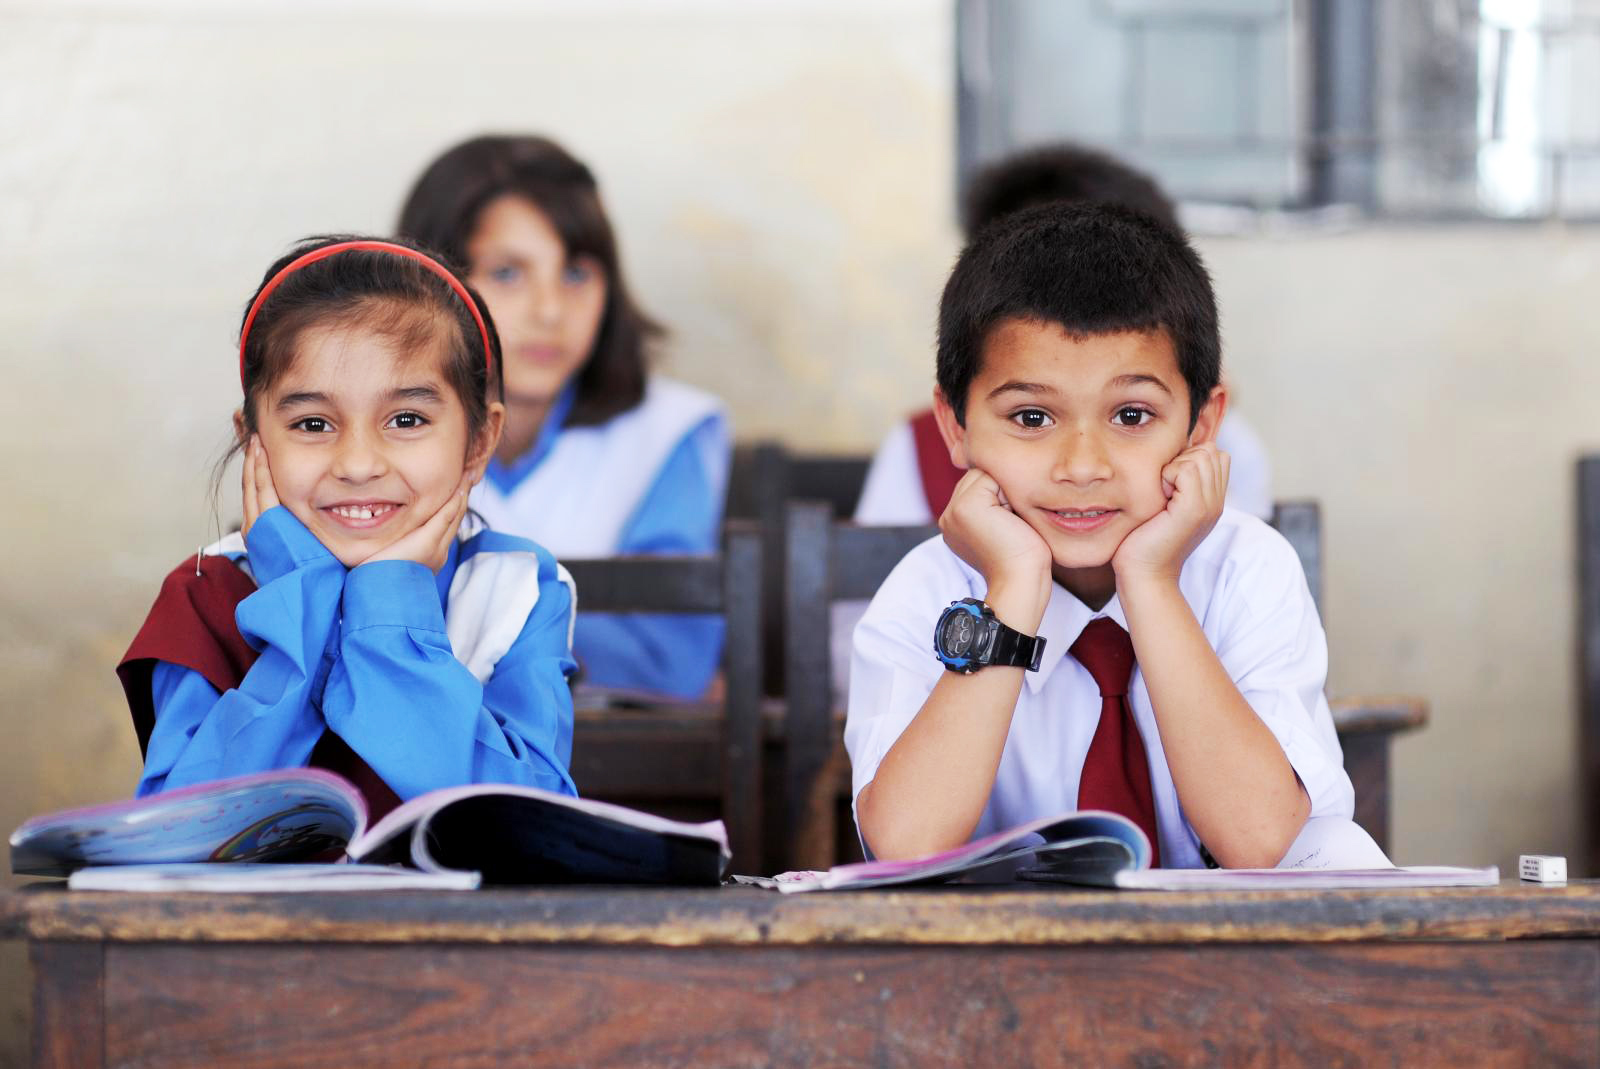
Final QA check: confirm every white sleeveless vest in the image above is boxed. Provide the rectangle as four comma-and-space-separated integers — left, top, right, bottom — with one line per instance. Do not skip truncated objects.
470, 376, 726, 558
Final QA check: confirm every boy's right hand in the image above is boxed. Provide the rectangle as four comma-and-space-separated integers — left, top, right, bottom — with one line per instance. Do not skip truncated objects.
240, 435, 281, 541
939, 468, 1053, 632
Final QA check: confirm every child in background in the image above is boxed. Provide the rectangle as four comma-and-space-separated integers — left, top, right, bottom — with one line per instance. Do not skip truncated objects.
854, 142, 1272, 525
119, 237, 577, 819
848, 204, 1355, 867
399, 136, 729, 701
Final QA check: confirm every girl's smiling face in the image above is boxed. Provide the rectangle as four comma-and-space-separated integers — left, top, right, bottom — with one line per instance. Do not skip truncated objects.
250, 317, 488, 568
465, 194, 608, 408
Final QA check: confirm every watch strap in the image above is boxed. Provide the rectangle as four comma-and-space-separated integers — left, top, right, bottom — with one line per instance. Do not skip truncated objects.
988, 618, 1046, 671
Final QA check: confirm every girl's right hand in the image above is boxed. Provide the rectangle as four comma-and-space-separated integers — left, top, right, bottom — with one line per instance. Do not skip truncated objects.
938, 468, 1053, 632
240, 436, 281, 541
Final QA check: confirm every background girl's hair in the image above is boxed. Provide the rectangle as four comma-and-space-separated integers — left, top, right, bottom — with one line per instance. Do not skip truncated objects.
396, 134, 660, 427
210, 233, 505, 506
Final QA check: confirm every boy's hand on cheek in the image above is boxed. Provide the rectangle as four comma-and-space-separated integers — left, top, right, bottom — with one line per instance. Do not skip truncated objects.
361, 474, 471, 574
939, 468, 1053, 631
1113, 443, 1230, 591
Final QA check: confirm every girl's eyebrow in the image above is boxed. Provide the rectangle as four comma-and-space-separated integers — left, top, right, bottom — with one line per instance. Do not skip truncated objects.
275, 386, 444, 410
275, 391, 328, 410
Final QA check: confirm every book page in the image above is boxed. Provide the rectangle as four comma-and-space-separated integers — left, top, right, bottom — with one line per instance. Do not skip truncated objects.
67, 862, 480, 892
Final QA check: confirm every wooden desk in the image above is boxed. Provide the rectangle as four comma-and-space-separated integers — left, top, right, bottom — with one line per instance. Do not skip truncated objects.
4, 882, 1597, 1068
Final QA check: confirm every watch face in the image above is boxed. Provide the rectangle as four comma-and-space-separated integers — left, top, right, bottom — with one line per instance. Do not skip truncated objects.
939, 609, 978, 657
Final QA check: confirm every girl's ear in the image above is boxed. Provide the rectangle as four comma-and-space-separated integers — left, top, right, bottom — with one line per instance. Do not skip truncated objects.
232, 408, 249, 447
931, 387, 971, 469
1187, 384, 1229, 448
465, 402, 506, 485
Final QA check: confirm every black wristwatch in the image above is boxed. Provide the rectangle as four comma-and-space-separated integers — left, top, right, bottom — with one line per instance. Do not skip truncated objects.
933, 598, 1046, 674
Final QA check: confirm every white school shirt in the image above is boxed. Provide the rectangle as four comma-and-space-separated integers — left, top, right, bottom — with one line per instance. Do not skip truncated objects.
844, 507, 1353, 869
853, 411, 1275, 526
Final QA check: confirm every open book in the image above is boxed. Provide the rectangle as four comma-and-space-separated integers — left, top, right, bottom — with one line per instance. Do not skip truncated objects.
763, 813, 1498, 892
10, 769, 729, 887
763, 810, 1154, 892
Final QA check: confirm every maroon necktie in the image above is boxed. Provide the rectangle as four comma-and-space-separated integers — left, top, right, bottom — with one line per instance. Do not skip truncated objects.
1071, 617, 1161, 867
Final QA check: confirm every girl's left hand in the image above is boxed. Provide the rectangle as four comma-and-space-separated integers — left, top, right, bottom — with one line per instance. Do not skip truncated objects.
1112, 442, 1230, 588
362, 475, 471, 574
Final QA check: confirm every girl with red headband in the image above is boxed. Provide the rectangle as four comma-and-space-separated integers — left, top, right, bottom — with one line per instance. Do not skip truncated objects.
117, 235, 577, 817
399, 136, 729, 701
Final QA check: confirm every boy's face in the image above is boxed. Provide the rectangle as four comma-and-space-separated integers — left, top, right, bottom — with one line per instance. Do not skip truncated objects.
935, 317, 1224, 597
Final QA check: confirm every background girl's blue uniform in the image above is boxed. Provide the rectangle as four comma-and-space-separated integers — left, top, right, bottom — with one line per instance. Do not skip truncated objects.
138, 506, 577, 800
473, 377, 730, 700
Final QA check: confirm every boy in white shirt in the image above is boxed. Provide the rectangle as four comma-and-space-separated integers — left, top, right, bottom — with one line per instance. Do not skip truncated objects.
847, 202, 1354, 868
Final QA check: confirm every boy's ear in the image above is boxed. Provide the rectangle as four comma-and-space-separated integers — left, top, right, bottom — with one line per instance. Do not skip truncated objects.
1187, 384, 1229, 448
465, 402, 506, 485
930, 388, 971, 470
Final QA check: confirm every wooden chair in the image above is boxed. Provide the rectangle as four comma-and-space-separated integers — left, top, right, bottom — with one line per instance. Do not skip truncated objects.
781, 499, 1427, 871
561, 521, 765, 874
726, 442, 873, 697
1577, 456, 1600, 876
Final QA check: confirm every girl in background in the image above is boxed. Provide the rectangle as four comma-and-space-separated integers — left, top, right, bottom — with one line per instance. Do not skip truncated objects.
118, 236, 577, 817
399, 136, 729, 702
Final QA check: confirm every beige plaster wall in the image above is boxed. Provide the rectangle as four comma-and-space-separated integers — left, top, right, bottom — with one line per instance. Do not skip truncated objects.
1, 0, 1595, 1061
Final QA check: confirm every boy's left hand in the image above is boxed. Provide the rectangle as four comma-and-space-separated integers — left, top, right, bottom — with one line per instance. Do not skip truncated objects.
360, 475, 471, 574
1112, 443, 1230, 588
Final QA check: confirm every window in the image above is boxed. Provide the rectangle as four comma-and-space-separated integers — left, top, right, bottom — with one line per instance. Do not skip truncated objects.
957, 0, 1600, 220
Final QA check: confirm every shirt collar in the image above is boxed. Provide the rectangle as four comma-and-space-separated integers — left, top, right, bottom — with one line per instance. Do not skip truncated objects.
483, 383, 578, 494
1026, 583, 1127, 695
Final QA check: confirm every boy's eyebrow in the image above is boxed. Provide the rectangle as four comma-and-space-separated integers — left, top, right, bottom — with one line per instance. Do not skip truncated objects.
986, 380, 1057, 400
1110, 373, 1174, 397
387, 385, 446, 404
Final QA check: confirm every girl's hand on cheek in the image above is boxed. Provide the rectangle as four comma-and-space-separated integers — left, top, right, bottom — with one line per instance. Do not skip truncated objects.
1112, 443, 1230, 589
362, 474, 471, 574
939, 467, 1053, 630
240, 437, 282, 540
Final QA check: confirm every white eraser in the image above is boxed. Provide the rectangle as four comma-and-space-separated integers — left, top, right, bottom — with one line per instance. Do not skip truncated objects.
1518, 855, 1566, 883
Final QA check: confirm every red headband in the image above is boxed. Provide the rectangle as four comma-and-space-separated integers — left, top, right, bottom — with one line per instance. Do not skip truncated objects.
237, 239, 494, 388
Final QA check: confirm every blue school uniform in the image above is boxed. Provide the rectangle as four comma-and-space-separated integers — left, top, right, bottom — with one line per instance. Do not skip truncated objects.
471, 376, 730, 700
133, 506, 577, 803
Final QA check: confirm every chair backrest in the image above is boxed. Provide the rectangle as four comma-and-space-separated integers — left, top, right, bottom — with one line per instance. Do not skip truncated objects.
728, 442, 874, 696
1270, 500, 1323, 613
782, 502, 935, 866
560, 521, 764, 872
1577, 457, 1600, 875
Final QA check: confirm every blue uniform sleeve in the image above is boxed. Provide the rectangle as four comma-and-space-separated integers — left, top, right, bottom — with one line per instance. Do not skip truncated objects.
318, 552, 578, 799
136, 506, 344, 796
575, 414, 729, 700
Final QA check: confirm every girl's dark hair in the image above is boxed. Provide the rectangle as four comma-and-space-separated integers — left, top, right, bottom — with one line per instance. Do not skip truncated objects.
227, 233, 504, 470
396, 135, 659, 426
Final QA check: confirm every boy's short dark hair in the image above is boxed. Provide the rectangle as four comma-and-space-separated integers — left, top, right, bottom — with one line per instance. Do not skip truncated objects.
962, 143, 1180, 237
937, 202, 1220, 427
